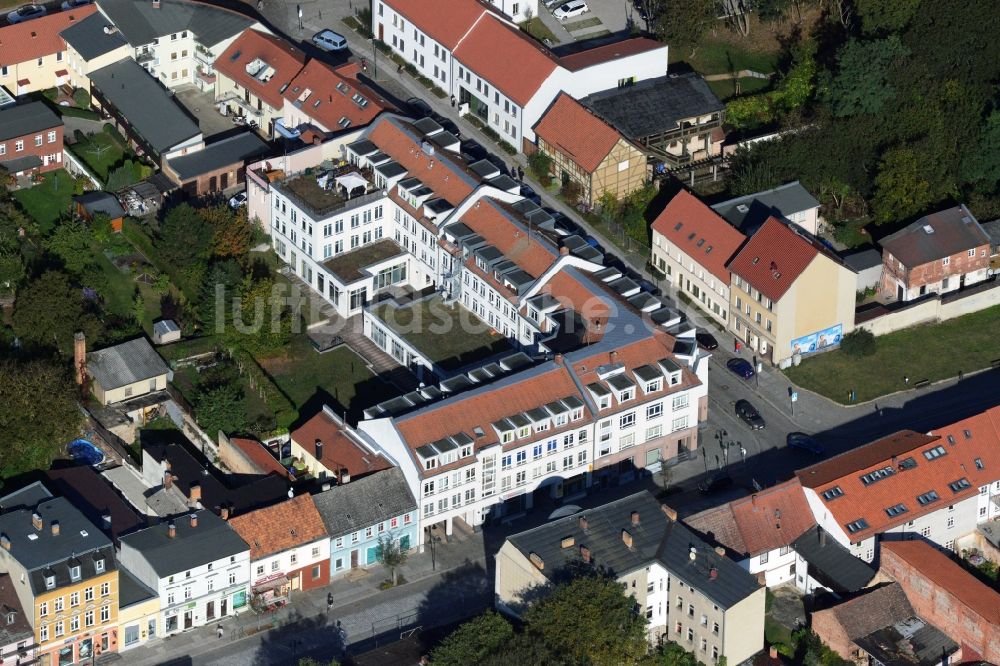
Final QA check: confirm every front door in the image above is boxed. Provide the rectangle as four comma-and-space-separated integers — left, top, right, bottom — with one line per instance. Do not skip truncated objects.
897, 284, 904, 301
221, 598, 228, 617
350, 549, 359, 569
183, 611, 193, 629
378, 24, 384, 41
220, 172, 229, 189
206, 601, 215, 620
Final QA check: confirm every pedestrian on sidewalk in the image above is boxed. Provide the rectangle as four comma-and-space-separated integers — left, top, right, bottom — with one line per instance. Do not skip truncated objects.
217, 624, 224, 639
450, 95, 456, 107
327, 592, 334, 612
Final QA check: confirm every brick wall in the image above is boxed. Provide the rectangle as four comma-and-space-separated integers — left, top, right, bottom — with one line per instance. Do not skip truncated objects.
881, 548, 1000, 663
882, 245, 989, 298
0, 123, 64, 175
811, 608, 859, 663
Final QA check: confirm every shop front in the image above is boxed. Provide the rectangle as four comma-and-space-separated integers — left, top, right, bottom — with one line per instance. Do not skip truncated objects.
250, 574, 290, 613
44, 630, 114, 666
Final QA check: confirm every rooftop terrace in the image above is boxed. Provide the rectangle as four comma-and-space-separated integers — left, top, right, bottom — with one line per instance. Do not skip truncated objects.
274, 166, 381, 218
323, 238, 406, 284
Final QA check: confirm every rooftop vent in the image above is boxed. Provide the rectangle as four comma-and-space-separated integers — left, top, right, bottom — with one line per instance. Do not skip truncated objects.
923, 225, 934, 234
736, 204, 749, 213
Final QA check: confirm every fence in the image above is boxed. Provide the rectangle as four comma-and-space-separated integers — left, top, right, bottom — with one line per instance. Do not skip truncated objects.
61, 148, 102, 189
856, 277, 1000, 336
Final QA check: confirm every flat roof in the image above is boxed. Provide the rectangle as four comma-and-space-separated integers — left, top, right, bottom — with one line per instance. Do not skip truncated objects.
322, 238, 405, 283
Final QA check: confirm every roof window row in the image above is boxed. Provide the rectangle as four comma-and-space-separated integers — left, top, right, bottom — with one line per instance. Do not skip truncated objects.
492, 396, 586, 445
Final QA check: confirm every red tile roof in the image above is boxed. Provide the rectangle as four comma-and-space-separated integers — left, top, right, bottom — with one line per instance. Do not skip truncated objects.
228, 494, 328, 559
882, 540, 1000, 624
796, 406, 1000, 542
686, 478, 815, 556
651, 189, 746, 283
559, 37, 665, 71
290, 409, 391, 480
533, 93, 623, 173
453, 15, 558, 106
368, 117, 478, 206
381, 0, 498, 50
727, 216, 819, 302
229, 437, 288, 477
0, 5, 97, 66
214, 29, 306, 110
282, 61, 390, 132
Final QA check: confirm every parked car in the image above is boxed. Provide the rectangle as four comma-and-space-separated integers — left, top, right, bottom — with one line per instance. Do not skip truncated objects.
520, 183, 541, 204
696, 331, 719, 350
554, 0, 589, 19
228, 192, 248, 209
787, 432, 824, 455
726, 357, 755, 379
698, 473, 734, 494
7, 4, 46, 23
406, 97, 433, 118
637, 278, 660, 295
61, 0, 91, 9
312, 29, 348, 51
434, 116, 461, 138
735, 399, 765, 430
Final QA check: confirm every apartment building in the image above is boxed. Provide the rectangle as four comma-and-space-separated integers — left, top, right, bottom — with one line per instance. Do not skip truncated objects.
60, 11, 131, 93
711, 181, 822, 236
0, 5, 97, 96
879, 205, 992, 302
727, 217, 855, 366
288, 406, 392, 483
228, 495, 331, 606
496, 492, 765, 663
0, 574, 35, 666
796, 405, 1000, 563
279, 61, 390, 136
650, 189, 746, 327
0, 485, 120, 665
0, 102, 64, 178
118, 511, 251, 635
373, 0, 668, 150
116, 570, 159, 653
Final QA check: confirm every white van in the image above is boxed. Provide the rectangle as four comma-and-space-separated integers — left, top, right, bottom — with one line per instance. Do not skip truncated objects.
312, 29, 348, 51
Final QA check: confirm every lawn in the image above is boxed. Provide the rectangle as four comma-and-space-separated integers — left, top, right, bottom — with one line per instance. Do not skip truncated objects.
676, 38, 779, 76
708, 76, 773, 101
68, 131, 129, 182
92, 250, 137, 318
12, 169, 75, 232
520, 17, 558, 44
563, 17, 602, 31
785, 304, 1000, 404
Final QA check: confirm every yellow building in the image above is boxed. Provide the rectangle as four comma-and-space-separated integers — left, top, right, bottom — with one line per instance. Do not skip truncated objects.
60, 12, 132, 94
117, 571, 160, 652
80, 335, 170, 406
726, 217, 856, 366
0, 484, 120, 665
0, 6, 98, 96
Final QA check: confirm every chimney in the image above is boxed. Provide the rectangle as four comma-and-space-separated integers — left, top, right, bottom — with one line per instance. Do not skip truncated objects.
660, 504, 678, 521
560, 536, 575, 549
751, 494, 757, 506
152, 0, 160, 8
559, 246, 569, 256
769, 646, 779, 659
102, 514, 112, 529
74, 332, 86, 385
50, 521, 60, 537
621, 529, 633, 549
709, 567, 718, 580
528, 552, 544, 571
189, 483, 201, 502
0, 535, 8, 551
818, 526, 827, 547
553, 353, 564, 366
167, 522, 176, 538
610, 350, 619, 364
340, 469, 351, 485
315, 439, 324, 460
163, 471, 173, 489
189, 513, 198, 528
578, 515, 588, 531
630, 511, 640, 526
714, 546, 726, 557
31, 512, 42, 531
579, 545, 591, 563
220, 507, 230, 521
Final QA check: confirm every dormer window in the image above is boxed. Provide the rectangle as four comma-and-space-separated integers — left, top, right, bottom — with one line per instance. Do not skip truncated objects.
645, 379, 662, 393
618, 387, 635, 403
5, 612, 13, 624
424, 458, 438, 471
517, 426, 531, 439
45, 576, 55, 590
94, 558, 105, 573
460, 445, 473, 458
599, 395, 611, 410
571, 408, 583, 421
536, 421, 549, 432
501, 431, 514, 444
69, 566, 81, 582
669, 371, 682, 386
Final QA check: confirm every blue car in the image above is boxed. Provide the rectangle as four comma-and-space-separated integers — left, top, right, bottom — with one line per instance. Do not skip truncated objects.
787, 432, 824, 455
726, 358, 755, 379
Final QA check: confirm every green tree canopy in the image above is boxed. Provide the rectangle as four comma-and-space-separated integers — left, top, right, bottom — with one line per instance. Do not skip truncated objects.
45, 219, 95, 274
652, 0, 714, 53
429, 612, 514, 666
0, 358, 83, 478
159, 203, 214, 270
873, 147, 932, 224
194, 383, 250, 436
198, 259, 244, 333
823, 37, 908, 117
0, 250, 24, 297
961, 110, 1000, 189
855, 0, 919, 34
12, 271, 102, 354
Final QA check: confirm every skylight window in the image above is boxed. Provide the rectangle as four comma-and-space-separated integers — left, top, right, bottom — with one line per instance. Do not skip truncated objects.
822, 487, 844, 501
922, 445, 947, 461
885, 503, 908, 517
916, 490, 940, 505
860, 466, 895, 486
948, 478, 971, 493
845, 519, 869, 534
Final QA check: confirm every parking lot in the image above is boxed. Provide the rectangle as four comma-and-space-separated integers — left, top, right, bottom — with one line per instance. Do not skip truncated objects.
537, 0, 633, 45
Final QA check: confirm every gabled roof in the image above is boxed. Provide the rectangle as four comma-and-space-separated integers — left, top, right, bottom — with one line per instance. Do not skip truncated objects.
119, 510, 248, 577
74, 191, 126, 219
44, 466, 145, 543
726, 217, 820, 302
879, 205, 990, 267
685, 478, 815, 557
791, 526, 875, 594
452, 14, 558, 106
282, 61, 390, 132
533, 93, 624, 173
228, 494, 327, 559
290, 408, 391, 480
711, 181, 820, 234
882, 540, 1000, 624
86, 336, 170, 390
311, 468, 416, 538
796, 406, 1000, 543
558, 37, 665, 72
651, 189, 746, 283
380, 0, 499, 50
0, 5, 97, 67
95, 0, 253, 47
167, 131, 269, 181
0, 102, 62, 142
0, 574, 33, 645
823, 583, 916, 641
228, 436, 288, 477
214, 30, 306, 110
60, 11, 128, 60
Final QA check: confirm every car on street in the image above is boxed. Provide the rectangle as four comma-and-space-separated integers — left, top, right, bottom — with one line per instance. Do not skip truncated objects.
228, 192, 248, 209
406, 97, 433, 118
61, 0, 91, 9
726, 357, 755, 379
696, 331, 719, 350
7, 4, 45, 23
735, 399, 765, 430
787, 432, 824, 455
698, 473, 734, 494
554, 0, 589, 19
312, 29, 348, 52
519, 183, 541, 204
435, 116, 461, 138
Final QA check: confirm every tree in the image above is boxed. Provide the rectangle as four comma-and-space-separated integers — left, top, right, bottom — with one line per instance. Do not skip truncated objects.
0, 250, 24, 297
872, 147, 932, 224
524, 575, 649, 666
653, 0, 714, 55
840, 329, 876, 357
227, 278, 294, 357
198, 259, 244, 333
855, 0, 918, 34
12, 271, 102, 354
159, 203, 214, 270
375, 533, 408, 586
194, 383, 250, 436
654, 641, 700, 666
45, 219, 94, 274
0, 358, 83, 478
72, 87, 91, 109
202, 204, 253, 260
961, 110, 1000, 189
429, 611, 514, 666
823, 37, 908, 117
527, 150, 553, 186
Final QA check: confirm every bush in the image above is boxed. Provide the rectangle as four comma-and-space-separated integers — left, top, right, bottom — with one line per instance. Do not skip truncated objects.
840, 328, 876, 357
42, 87, 59, 101
72, 88, 91, 109
563, 180, 583, 205
528, 150, 553, 185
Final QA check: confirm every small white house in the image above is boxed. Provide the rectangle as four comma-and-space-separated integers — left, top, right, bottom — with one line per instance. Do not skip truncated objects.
151, 320, 181, 345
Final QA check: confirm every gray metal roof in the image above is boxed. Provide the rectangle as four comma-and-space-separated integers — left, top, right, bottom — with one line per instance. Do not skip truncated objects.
580, 72, 723, 140
118, 510, 249, 577
981, 218, 1000, 245
60, 12, 128, 60
86, 336, 170, 390
74, 191, 126, 219
0, 102, 61, 142
167, 131, 270, 181
506, 491, 760, 610
711, 181, 820, 234
855, 617, 958, 666
95, 0, 253, 47
118, 568, 157, 608
89, 58, 201, 154
152, 319, 180, 336
311, 468, 417, 539
841, 248, 882, 272
792, 526, 875, 594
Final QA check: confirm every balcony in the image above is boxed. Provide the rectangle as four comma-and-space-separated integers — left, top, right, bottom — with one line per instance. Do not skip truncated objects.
194, 47, 215, 67
218, 93, 265, 119
272, 165, 381, 219
136, 50, 157, 65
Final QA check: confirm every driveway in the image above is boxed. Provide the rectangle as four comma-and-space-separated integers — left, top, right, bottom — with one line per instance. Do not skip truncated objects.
541, 0, 633, 43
